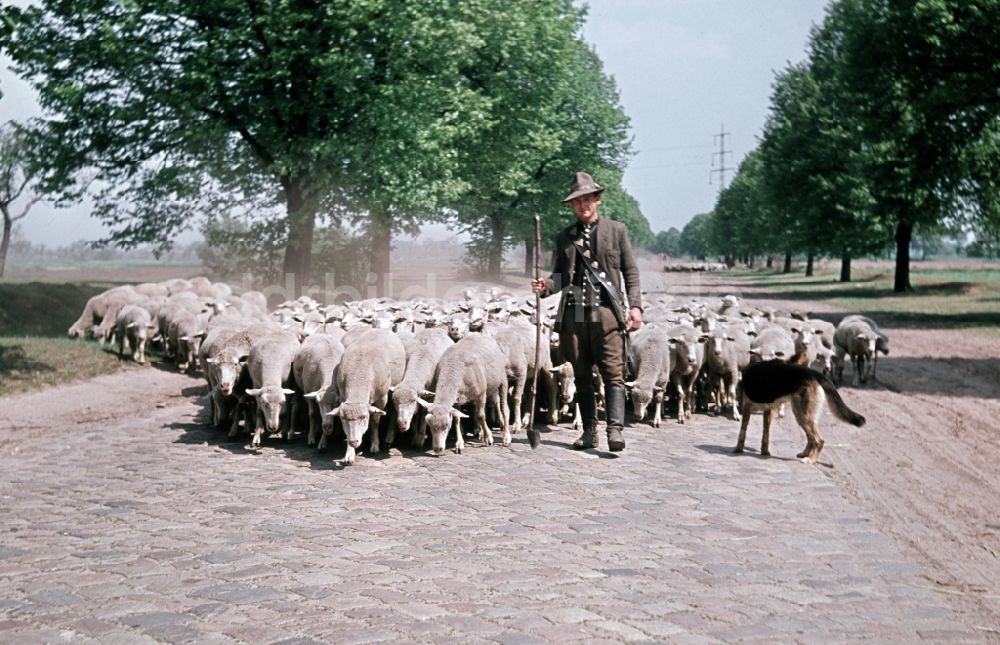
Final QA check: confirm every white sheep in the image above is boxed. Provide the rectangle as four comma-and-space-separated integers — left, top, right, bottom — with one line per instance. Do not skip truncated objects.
626, 326, 673, 427
667, 324, 706, 424
115, 304, 156, 363
327, 328, 406, 465
294, 333, 346, 449
834, 318, 880, 385
698, 324, 750, 421
391, 327, 453, 449
244, 331, 302, 448
416, 334, 510, 455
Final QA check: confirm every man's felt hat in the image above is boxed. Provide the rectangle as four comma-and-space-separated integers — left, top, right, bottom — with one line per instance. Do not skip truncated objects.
561, 171, 605, 203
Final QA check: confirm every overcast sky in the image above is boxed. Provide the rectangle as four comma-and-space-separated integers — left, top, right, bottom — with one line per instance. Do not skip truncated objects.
0, 0, 831, 247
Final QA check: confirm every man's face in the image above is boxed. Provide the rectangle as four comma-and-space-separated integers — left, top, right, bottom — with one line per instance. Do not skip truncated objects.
569, 192, 601, 223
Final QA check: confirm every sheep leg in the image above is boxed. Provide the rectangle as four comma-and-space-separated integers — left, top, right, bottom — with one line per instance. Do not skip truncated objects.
385, 412, 396, 450
730, 377, 740, 422
367, 416, 381, 455
251, 407, 264, 448
572, 403, 582, 430
341, 443, 356, 465
412, 414, 427, 448
546, 371, 559, 425
453, 415, 464, 454
676, 380, 686, 424
652, 392, 662, 428
498, 386, 511, 447
307, 401, 318, 447
476, 398, 494, 447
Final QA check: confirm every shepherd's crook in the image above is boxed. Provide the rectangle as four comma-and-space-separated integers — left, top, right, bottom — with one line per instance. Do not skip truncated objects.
527, 215, 542, 449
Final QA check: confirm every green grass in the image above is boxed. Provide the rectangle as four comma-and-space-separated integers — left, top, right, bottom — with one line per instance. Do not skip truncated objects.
725, 264, 1000, 334
0, 282, 110, 337
0, 337, 126, 396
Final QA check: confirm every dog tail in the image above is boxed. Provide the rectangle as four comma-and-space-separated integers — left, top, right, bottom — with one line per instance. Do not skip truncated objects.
819, 376, 866, 427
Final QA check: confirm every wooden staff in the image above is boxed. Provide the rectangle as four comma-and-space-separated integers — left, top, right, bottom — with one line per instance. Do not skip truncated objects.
527, 215, 542, 449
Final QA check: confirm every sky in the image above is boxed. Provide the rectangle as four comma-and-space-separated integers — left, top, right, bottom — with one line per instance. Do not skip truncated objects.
0, 0, 832, 247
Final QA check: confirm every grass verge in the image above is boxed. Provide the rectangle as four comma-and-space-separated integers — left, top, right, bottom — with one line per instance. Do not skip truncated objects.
0, 337, 128, 397
724, 264, 1000, 334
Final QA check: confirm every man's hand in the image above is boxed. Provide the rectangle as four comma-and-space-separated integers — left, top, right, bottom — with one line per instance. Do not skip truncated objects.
531, 278, 547, 294
626, 306, 643, 332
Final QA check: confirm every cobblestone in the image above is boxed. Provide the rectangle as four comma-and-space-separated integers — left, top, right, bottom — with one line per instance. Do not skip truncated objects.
0, 378, 984, 643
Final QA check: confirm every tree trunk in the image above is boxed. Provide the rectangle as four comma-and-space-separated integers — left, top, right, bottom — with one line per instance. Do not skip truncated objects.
369, 210, 392, 298
840, 253, 852, 282
805, 251, 815, 277
766, 255, 773, 269
524, 238, 533, 277
281, 178, 315, 298
783, 252, 792, 273
0, 215, 11, 279
748, 255, 754, 268
487, 215, 504, 276
894, 221, 913, 292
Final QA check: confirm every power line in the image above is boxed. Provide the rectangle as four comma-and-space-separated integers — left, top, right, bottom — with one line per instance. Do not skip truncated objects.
709, 124, 733, 191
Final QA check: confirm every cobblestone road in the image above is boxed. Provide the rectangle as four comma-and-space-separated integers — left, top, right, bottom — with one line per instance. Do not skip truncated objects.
0, 372, 982, 643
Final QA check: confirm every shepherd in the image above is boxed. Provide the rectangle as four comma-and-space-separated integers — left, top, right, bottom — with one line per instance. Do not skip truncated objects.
531, 171, 643, 452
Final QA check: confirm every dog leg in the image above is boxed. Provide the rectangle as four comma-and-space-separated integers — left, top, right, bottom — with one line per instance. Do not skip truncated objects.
735, 403, 751, 453
760, 409, 772, 457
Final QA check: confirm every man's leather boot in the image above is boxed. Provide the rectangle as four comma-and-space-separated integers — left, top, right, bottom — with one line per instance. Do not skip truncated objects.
605, 386, 626, 452
572, 390, 599, 450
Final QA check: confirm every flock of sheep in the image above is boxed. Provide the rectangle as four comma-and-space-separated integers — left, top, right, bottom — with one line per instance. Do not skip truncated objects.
66, 278, 889, 464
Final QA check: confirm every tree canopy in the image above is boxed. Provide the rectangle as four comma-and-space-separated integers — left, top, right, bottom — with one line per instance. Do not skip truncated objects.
6, 0, 650, 293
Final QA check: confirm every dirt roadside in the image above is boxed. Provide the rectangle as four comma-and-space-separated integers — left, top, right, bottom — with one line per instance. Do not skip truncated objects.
662, 268, 1000, 635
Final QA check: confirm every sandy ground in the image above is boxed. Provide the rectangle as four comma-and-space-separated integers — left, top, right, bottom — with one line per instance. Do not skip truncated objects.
641, 265, 1000, 635
1, 257, 998, 636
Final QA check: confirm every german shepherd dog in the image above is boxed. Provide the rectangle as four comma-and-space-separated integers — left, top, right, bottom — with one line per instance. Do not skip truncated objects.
735, 359, 865, 463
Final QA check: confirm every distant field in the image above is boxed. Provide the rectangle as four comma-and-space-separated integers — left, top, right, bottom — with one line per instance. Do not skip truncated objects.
3, 262, 205, 286
724, 260, 1000, 334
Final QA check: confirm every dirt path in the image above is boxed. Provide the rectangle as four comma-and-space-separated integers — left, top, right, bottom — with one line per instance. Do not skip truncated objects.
660, 267, 1000, 634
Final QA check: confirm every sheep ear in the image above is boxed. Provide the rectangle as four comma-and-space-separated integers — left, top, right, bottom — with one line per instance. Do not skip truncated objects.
624, 381, 636, 389
548, 368, 560, 375
387, 385, 395, 393
451, 409, 469, 419
774, 351, 785, 358
326, 406, 341, 417
246, 388, 262, 396
205, 357, 217, 364
698, 335, 709, 343
369, 405, 385, 416
126, 322, 137, 329
749, 349, 760, 356
652, 386, 664, 393
420, 389, 435, 398
416, 397, 432, 409
303, 389, 324, 400
179, 335, 189, 342
667, 338, 679, 345
282, 388, 296, 396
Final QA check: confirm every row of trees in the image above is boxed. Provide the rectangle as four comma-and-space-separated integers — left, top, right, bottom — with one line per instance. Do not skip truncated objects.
1, 0, 650, 291
671, 0, 1000, 290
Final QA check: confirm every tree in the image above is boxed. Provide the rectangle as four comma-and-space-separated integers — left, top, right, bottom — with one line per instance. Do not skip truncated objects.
757, 60, 887, 282
0, 123, 42, 278
824, 0, 1000, 291
448, 30, 638, 276
679, 212, 712, 260
650, 227, 682, 257
6, 1, 555, 295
